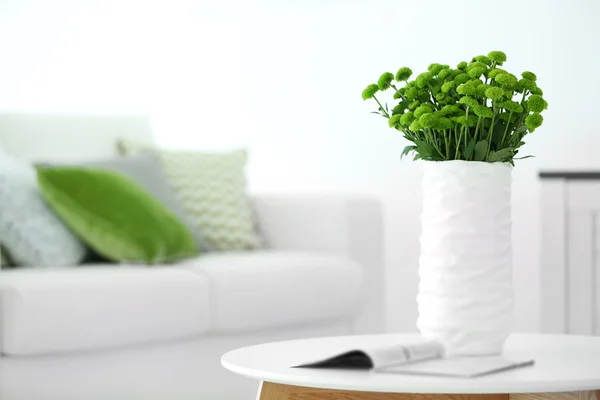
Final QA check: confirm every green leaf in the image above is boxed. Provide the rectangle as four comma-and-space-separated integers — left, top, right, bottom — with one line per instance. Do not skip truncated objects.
414, 140, 435, 158
401, 145, 417, 159
514, 155, 535, 160
514, 124, 527, 136
391, 104, 405, 116
413, 154, 422, 161
515, 141, 526, 149
474, 140, 488, 161
488, 148, 514, 162
491, 122, 506, 145
463, 138, 476, 160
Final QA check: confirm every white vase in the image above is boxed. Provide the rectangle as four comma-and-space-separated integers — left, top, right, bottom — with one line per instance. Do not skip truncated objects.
416, 160, 513, 356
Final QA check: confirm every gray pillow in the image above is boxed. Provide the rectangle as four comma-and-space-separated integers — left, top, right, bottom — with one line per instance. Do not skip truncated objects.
79, 153, 205, 251
0, 155, 88, 266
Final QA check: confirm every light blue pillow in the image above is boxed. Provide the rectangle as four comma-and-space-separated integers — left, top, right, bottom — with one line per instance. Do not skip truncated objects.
0, 155, 87, 266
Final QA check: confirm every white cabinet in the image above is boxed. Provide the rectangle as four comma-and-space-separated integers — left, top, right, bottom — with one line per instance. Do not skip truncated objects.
541, 172, 600, 334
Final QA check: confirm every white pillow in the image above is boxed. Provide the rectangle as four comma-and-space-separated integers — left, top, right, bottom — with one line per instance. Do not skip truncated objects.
0, 155, 87, 266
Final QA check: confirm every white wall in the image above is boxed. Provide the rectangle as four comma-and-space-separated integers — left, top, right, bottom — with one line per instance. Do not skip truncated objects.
1, 0, 600, 333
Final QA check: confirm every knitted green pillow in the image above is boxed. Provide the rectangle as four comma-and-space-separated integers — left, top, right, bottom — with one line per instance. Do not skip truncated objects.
37, 167, 199, 264
117, 140, 262, 251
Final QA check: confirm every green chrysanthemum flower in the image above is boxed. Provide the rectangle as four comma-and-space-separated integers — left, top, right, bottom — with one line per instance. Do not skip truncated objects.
395, 67, 412, 81
457, 61, 468, 70
527, 94, 547, 113
472, 105, 494, 118
452, 115, 478, 127
419, 113, 438, 129
438, 69, 452, 80
467, 61, 487, 71
456, 83, 476, 96
467, 67, 486, 78
474, 55, 492, 66
388, 113, 402, 128
525, 112, 544, 131
409, 120, 422, 131
416, 72, 433, 88
417, 91, 431, 102
519, 78, 537, 92
408, 100, 421, 110
488, 68, 507, 79
475, 83, 491, 97
414, 104, 434, 119
400, 111, 415, 126
405, 87, 418, 100
440, 105, 460, 116
494, 73, 518, 88
454, 73, 470, 85
498, 100, 523, 113
441, 81, 455, 93
362, 84, 379, 100
484, 86, 505, 100
488, 51, 507, 64
522, 71, 537, 81
458, 96, 478, 107
468, 78, 483, 87
377, 72, 394, 90
393, 90, 403, 100
532, 87, 544, 95
435, 93, 447, 102
428, 63, 444, 75
433, 117, 453, 130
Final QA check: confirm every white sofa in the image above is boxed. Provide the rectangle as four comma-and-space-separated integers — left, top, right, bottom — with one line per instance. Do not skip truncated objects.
0, 113, 385, 400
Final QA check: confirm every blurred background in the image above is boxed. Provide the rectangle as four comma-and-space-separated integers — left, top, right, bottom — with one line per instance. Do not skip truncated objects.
1, 0, 598, 334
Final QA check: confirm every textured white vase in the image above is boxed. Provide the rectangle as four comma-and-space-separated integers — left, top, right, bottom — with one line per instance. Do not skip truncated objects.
417, 160, 513, 356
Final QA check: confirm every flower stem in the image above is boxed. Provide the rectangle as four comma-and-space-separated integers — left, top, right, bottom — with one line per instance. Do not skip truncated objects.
500, 110, 513, 146
444, 130, 450, 159
373, 96, 390, 118
485, 103, 498, 160
472, 116, 483, 160
464, 107, 470, 149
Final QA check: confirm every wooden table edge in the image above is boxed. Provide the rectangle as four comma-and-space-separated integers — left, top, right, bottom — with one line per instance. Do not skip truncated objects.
258, 382, 600, 400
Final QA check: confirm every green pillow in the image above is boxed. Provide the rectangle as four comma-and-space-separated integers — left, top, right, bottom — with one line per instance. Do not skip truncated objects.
37, 167, 199, 264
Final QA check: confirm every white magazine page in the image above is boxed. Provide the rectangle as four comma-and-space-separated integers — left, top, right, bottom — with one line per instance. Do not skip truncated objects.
378, 356, 534, 377
367, 340, 443, 369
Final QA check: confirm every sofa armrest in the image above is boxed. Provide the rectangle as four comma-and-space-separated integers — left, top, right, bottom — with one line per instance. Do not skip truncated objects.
251, 195, 386, 334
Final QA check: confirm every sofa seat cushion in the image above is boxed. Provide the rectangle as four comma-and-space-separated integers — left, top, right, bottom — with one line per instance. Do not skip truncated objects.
0, 266, 210, 356
176, 251, 363, 333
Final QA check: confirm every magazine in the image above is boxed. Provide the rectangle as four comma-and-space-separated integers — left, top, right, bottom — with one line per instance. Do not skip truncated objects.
294, 339, 534, 378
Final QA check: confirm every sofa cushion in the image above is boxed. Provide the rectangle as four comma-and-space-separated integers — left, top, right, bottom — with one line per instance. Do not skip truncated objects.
118, 140, 263, 251
37, 167, 199, 264
0, 155, 87, 267
176, 251, 363, 333
39, 152, 205, 252
0, 266, 210, 355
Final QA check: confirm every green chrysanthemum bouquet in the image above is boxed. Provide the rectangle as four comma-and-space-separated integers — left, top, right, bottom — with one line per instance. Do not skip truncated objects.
362, 51, 547, 164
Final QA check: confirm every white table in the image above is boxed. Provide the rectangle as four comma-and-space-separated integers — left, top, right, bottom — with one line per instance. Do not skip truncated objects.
222, 333, 600, 399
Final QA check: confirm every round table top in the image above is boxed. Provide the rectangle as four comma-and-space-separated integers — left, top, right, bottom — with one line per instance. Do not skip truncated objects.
221, 333, 600, 394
